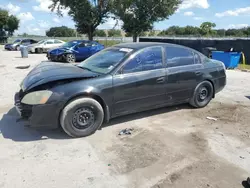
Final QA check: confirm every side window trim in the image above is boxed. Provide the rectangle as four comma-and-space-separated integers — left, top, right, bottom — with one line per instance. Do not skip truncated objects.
115, 46, 165, 75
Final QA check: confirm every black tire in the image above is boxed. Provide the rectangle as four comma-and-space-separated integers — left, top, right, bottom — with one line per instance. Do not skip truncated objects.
16, 45, 20, 51
36, 48, 43, 54
66, 53, 75, 63
189, 81, 214, 108
60, 98, 104, 137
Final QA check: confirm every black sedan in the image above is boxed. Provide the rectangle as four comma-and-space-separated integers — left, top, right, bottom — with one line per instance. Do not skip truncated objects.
14, 42, 226, 137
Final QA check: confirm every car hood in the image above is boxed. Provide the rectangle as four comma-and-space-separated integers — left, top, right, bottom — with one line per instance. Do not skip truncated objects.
21, 62, 100, 92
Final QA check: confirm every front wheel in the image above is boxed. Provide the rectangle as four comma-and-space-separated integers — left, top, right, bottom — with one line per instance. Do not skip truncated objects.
16, 45, 20, 51
60, 98, 104, 137
189, 81, 214, 108
36, 48, 43, 54
66, 54, 76, 63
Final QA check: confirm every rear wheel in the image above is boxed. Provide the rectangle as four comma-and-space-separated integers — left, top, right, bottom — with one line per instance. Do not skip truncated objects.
60, 98, 104, 137
66, 54, 76, 63
16, 45, 20, 51
189, 81, 214, 108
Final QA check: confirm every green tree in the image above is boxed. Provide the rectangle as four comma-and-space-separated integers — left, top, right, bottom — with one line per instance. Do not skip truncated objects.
184, 26, 200, 36
225, 29, 245, 37
49, 0, 112, 40
244, 27, 250, 36
0, 9, 8, 31
112, 0, 181, 42
148, 30, 156, 36
46, 26, 76, 37
94, 29, 107, 37
215, 29, 226, 37
108, 29, 121, 37
200, 22, 216, 36
5, 15, 19, 36
0, 9, 19, 37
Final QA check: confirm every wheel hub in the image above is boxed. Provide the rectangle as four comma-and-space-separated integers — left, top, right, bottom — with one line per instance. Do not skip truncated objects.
199, 87, 208, 100
67, 55, 75, 62
72, 108, 95, 129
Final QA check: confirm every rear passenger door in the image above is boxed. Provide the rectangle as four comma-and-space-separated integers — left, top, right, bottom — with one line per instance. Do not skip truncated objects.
165, 46, 204, 101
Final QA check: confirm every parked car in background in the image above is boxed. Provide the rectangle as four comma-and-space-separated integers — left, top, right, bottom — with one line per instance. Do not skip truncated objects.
4, 39, 38, 51
27, 39, 65, 54
15, 42, 226, 137
47, 40, 105, 63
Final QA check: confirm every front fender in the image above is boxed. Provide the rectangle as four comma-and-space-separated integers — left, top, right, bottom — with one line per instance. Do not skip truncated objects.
50, 76, 113, 120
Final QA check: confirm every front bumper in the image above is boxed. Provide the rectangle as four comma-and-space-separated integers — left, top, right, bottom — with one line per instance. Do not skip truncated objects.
14, 92, 61, 128
47, 53, 66, 62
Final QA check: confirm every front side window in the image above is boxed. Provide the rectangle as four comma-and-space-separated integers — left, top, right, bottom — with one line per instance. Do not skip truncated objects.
166, 46, 194, 67
122, 47, 163, 74
54, 40, 63, 44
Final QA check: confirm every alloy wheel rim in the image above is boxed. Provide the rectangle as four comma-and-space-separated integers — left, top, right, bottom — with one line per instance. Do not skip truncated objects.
67, 54, 75, 63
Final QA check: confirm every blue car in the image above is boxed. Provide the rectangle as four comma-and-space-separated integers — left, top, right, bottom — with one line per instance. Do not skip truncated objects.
47, 40, 105, 63
4, 39, 38, 51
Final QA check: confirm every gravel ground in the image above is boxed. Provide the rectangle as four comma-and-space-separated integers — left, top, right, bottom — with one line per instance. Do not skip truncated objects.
0, 48, 250, 188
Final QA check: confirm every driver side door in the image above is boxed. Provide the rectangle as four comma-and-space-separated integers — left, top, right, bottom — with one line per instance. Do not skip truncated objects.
112, 46, 167, 116
76, 42, 91, 60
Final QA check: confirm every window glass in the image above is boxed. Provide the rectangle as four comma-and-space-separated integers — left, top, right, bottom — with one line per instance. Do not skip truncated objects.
79, 42, 91, 47
46, 41, 54, 44
194, 52, 201, 64
166, 46, 194, 67
123, 47, 163, 74
54, 40, 63, 44
21, 39, 29, 44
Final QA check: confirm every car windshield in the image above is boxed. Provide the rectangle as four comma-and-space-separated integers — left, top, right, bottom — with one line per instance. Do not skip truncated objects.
38, 40, 46, 44
13, 39, 21, 43
77, 47, 133, 74
62, 41, 79, 48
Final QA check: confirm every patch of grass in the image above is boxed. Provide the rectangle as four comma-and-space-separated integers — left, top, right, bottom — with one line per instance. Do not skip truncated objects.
238, 63, 250, 70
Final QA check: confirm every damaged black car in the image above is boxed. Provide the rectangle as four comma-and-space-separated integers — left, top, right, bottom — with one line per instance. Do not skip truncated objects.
14, 42, 226, 137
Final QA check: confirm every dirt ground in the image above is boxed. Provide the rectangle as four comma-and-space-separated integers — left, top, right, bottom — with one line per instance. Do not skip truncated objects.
0, 48, 250, 188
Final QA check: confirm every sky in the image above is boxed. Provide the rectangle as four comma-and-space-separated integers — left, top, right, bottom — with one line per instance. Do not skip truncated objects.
0, 0, 250, 36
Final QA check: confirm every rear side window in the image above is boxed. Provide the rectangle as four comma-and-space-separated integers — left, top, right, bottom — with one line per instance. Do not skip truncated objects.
166, 46, 194, 67
46, 41, 54, 44
123, 47, 163, 74
54, 40, 63, 44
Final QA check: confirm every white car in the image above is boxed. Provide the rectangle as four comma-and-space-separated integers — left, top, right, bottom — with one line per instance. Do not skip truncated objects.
27, 39, 65, 53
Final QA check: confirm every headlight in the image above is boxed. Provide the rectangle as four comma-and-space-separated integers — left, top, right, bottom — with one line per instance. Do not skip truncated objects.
21, 90, 53, 105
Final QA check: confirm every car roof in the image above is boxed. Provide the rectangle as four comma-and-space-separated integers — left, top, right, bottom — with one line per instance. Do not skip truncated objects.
114, 42, 192, 50
70, 40, 92, 43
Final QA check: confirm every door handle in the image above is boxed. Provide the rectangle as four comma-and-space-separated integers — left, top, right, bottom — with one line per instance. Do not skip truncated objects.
195, 71, 202, 76
156, 77, 165, 83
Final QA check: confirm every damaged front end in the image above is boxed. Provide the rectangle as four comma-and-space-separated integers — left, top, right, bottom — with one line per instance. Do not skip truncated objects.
14, 79, 80, 128
14, 61, 101, 127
